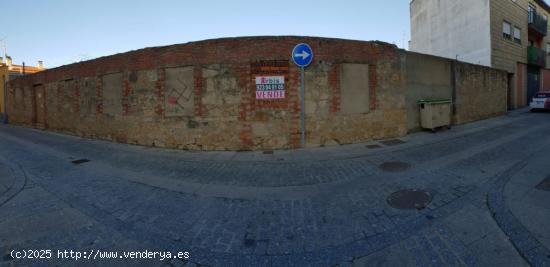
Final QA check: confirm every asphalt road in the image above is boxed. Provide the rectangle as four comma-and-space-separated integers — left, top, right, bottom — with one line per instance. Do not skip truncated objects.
0, 109, 549, 267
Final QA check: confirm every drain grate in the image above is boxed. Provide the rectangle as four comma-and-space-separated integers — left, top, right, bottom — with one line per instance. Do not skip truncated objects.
379, 161, 411, 172
71, 159, 91, 165
243, 238, 256, 247
536, 175, 550, 191
380, 139, 406, 146
366, 144, 382, 149
387, 189, 432, 210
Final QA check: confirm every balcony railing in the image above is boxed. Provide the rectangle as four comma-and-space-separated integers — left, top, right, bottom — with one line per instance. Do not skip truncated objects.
529, 10, 548, 37
528, 46, 546, 67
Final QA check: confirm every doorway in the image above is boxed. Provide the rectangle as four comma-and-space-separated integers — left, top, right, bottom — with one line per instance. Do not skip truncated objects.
32, 84, 46, 129
507, 73, 513, 110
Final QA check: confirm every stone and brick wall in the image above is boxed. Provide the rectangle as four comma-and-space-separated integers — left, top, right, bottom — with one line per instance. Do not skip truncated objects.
405, 51, 508, 130
6, 36, 507, 151
405, 52, 453, 130
6, 37, 406, 150
452, 62, 508, 125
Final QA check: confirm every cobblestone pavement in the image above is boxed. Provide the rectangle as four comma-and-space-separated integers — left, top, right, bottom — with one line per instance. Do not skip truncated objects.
0, 109, 549, 266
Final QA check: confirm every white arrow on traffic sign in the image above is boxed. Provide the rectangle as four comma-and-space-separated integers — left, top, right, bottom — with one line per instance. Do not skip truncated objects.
294, 50, 310, 60
292, 43, 314, 68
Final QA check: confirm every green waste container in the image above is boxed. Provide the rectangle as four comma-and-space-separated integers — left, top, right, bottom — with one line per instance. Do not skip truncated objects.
417, 98, 452, 131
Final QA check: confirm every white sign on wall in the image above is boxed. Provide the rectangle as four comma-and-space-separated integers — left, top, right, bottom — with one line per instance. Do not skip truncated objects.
255, 76, 285, 99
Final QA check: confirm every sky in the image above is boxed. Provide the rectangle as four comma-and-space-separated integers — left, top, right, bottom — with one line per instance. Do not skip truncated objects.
2, 0, 411, 68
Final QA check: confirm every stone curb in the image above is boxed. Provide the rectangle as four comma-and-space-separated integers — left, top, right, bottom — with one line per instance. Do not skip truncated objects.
487, 160, 550, 267
0, 111, 531, 165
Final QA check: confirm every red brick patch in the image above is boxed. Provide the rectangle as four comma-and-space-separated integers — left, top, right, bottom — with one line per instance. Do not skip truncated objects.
329, 64, 341, 113
96, 76, 103, 115
194, 67, 204, 117
155, 68, 165, 117
369, 64, 377, 111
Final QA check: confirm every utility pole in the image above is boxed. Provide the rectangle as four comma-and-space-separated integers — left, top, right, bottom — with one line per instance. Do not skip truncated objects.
0, 38, 6, 59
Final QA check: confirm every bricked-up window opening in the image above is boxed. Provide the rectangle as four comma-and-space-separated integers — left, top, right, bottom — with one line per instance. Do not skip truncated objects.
164, 67, 194, 117
514, 27, 521, 44
59, 79, 77, 117
341, 64, 371, 114
503, 21, 512, 40
14, 87, 24, 110
102, 73, 124, 117
250, 60, 290, 109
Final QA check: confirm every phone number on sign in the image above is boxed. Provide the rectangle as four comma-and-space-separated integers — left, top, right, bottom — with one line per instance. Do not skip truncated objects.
10, 249, 190, 261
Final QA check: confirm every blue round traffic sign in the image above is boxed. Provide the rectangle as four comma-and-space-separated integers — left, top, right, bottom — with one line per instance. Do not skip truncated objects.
292, 43, 313, 68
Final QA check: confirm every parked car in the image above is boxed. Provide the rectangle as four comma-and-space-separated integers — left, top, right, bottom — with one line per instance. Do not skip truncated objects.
530, 92, 550, 111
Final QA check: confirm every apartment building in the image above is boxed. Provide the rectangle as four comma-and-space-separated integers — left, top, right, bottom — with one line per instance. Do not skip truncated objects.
410, 0, 550, 109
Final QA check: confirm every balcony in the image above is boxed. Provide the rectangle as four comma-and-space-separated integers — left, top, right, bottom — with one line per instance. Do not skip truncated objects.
528, 46, 546, 67
528, 11, 548, 37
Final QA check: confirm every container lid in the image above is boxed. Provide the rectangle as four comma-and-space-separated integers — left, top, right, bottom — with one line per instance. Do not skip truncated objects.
417, 98, 452, 104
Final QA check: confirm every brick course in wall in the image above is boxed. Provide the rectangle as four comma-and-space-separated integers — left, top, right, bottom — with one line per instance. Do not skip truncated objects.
369, 65, 377, 111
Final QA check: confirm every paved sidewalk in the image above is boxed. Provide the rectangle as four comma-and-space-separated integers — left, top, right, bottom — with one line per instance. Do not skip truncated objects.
500, 151, 550, 264
0, 109, 548, 266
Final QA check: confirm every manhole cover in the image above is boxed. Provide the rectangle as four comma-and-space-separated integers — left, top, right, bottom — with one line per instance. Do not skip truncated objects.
71, 159, 90, 165
387, 189, 432, 210
379, 161, 411, 172
536, 175, 550, 191
366, 144, 382, 149
380, 139, 406, 146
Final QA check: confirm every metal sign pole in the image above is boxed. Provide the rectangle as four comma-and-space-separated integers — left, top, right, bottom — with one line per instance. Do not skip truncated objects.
291, 43, 312, 149
300, 66, 305, 148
